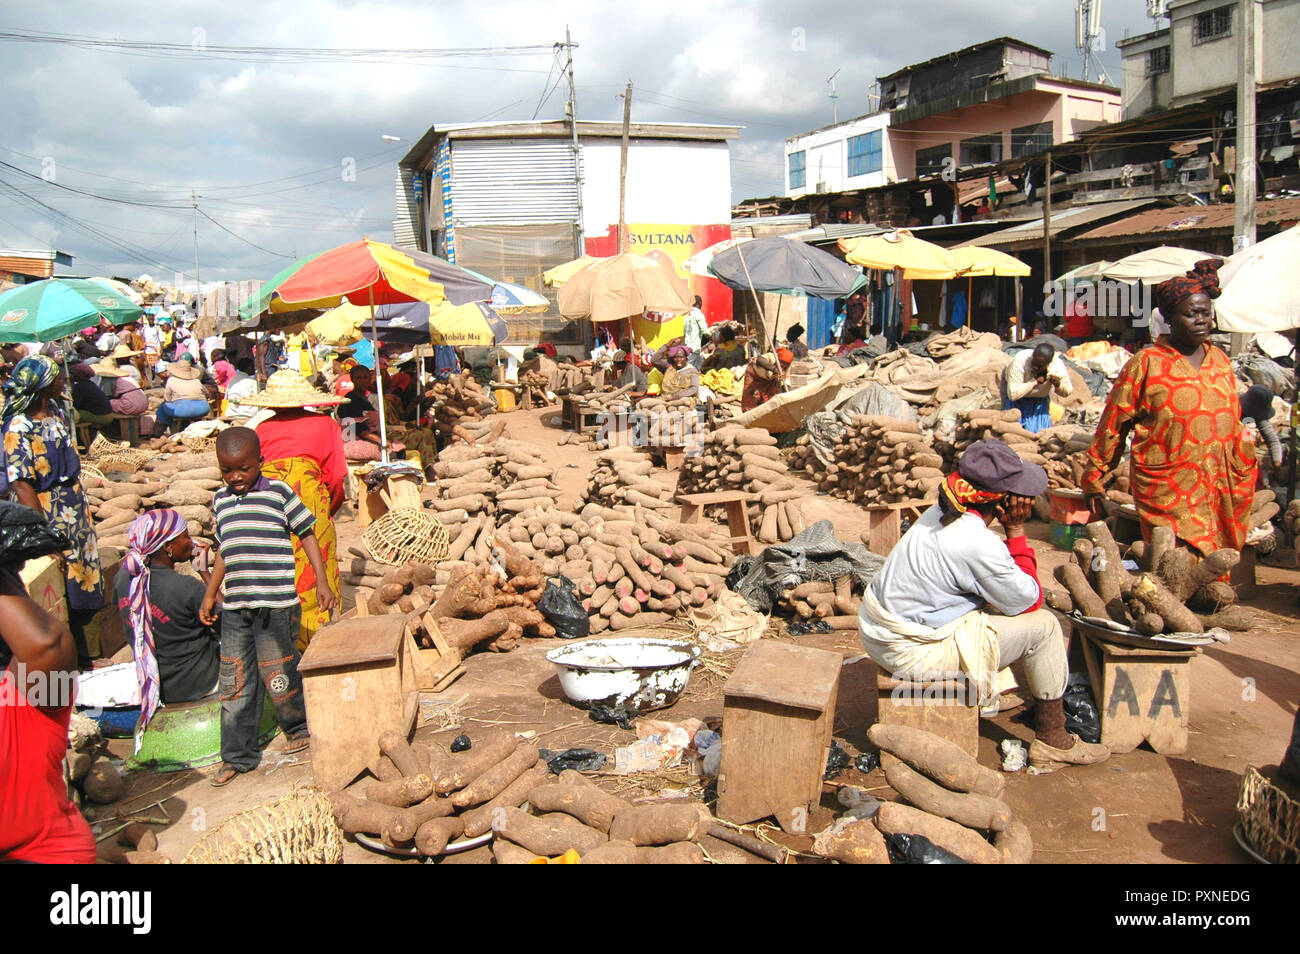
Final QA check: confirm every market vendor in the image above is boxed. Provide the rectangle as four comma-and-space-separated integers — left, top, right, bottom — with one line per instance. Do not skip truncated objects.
705, 325, 747, 372
859, 439, 1110, 773
92, 356, 149, 437
661, 344, 702, 403
785, 322, 809, 360
741, 348, 792, 412
1082, 259, 1256, 556
69, 361, 115, 432
1003, 343, 1073, 433
611, 350, 647, 400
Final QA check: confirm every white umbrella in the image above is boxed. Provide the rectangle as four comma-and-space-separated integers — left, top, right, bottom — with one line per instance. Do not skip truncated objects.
1101, 245, 1214, 284
1215, 225, 1300, 333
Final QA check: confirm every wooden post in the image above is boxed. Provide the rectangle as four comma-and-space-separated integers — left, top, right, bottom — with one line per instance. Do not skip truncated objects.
1042, 149, 1053, 291
618, 81, 632, 254
1234, 0, 1260, 253
369, 286, 389, 463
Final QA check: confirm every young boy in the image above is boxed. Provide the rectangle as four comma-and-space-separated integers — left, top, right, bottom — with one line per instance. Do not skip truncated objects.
199, 427, 337, 786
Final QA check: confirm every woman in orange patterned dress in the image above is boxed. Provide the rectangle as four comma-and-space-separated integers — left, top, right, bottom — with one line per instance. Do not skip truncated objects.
1083, 259, 1256, 555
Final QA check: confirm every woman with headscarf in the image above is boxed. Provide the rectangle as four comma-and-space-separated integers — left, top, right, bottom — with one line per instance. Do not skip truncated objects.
1083, 259, 1257, 556
2, 356, 103, 666
240, 370, 347, 651
115, 510, 219, 738
660, 344, 701, 403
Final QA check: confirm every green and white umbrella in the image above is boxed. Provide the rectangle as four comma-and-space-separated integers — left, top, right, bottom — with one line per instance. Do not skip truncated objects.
0, 278, 142, 343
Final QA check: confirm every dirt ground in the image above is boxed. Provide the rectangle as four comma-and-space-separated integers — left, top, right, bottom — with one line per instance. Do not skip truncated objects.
93, 405, 1300, 864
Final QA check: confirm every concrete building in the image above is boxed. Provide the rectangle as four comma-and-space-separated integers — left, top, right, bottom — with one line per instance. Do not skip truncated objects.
1117, 0, 1300, 117
784, 38, 1121, 199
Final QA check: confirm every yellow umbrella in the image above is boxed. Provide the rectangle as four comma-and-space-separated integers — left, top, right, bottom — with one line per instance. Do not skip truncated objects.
838, 230, 959, 280
542, 255, 601, 288
946, 246, 1031, 277
306, 299, 506, 347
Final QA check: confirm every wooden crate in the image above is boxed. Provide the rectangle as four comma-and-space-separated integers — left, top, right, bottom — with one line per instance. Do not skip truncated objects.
862, 500, 928, 554
20, 554, 67, 622
299, 616, 418, 790
677, 490, 756, 555
717, 641, 841, 833
1078, 630, 1197, 755
875, 673, 979, 758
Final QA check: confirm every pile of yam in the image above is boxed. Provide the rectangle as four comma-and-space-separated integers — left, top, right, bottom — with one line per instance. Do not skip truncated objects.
426, 430, 562, 534
1048, 522, 1252, 634
938, 409, 1047, 471
772, 575, 863, 632
427, 369, 491, 436
1036, 424, 1094, 461
84, 458, 222, 553
789, 415, 942, 506
676, 425, 792, 497
581, 447, 676, 512
329, 728, 707, 863
812, 725, 1030, 865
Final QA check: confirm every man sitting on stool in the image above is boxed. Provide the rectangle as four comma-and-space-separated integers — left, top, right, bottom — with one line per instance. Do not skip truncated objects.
857, 439, 1109, 773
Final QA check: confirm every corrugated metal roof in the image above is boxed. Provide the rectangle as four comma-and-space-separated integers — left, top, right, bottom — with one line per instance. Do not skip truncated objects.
953, 199, 1159, 248
391, 169, 419, 248
449, 139, 579, 227
1072, 198, 1300, 241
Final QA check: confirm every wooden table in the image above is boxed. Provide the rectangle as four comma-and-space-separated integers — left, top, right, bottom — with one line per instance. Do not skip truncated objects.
561, 395, 602, 435
677, 490, 757, 555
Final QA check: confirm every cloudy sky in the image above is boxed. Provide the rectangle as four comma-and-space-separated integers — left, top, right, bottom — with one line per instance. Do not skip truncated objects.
0, 0, 1159, 284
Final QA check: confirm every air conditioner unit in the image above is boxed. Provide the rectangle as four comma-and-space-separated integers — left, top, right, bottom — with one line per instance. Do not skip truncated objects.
816, 181, 829, 193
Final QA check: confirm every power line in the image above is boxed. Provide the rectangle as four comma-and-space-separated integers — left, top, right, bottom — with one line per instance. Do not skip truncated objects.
196, 207, 293, 258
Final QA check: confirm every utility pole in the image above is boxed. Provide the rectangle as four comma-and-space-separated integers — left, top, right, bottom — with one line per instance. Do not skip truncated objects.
563, 27, 584, 255
192, 188, 201, 318
618, 81, 632, 254
1234, 0, 1260, 252
1042, 150, 1053, 292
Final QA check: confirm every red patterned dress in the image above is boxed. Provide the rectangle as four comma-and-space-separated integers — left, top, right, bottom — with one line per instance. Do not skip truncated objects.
1082, 341, 1256, 555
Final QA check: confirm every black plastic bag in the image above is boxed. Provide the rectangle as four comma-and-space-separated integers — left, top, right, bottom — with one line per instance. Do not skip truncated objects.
885, 832, 969, 864
824, 739, 851, 780
588, 702, 635, 729
1063, 681, 1101, 744
726, 556, 756, 592
0, 500, 71, 568
788, 620, 832, 636
450, 734, 471, 752
539, 747, 606, 774
854, 751, 880, 773
537, 575, 590, 640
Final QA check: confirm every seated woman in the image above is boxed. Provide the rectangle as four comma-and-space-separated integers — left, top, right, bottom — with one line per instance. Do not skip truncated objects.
156, 357, 211, 431
115, 510, 219, 713
69, 361, 115, 432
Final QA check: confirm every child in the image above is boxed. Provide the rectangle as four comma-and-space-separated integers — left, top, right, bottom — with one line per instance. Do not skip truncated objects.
199, 427, 337, 787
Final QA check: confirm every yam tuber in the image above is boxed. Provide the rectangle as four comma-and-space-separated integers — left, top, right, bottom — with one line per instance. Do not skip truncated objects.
867, 724, 1004, 798
873, 802, 1001, 864
494, 807, 606, 856
607, 803, 711, 846
525, 784, 630, 833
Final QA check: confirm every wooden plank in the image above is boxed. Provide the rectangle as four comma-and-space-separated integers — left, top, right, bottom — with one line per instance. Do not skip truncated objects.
1066, 162, 1158, 185
725, 640, 842, 711
676, 490, 757, 506
299, 616, 405, 673
1075, 183, 1201, 204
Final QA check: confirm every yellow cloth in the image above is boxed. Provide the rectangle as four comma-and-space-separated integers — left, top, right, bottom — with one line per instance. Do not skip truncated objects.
858, 585, 1001, 706
261, 456, 340, 652
701, 367, 742, 397
646, 367, 663, 396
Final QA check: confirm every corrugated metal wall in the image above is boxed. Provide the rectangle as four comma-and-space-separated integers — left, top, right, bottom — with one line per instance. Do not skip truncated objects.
391, 169, 419, 249
449, 139, 580, 226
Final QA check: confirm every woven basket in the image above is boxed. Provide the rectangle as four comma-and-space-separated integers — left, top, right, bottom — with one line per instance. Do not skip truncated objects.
181, 435, 217, 453
1237, 766, 1299, 864
363, 507, 450, 566
183, 787, 343, 864
80, 464, 106, 488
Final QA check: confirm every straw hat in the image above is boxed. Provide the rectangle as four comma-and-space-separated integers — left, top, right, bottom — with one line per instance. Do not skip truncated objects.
167, 360, 201, 380
106, 343, 141, 360
237, 369, 343, 408
90, 357, 128, 378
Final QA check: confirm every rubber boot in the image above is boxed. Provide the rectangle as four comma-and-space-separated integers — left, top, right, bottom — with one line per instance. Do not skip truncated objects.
1028, 696, 1111, 772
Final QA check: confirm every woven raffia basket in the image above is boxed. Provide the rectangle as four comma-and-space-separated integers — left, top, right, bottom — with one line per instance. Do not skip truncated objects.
362, 507, 449, 566
181, 435, 217, 453
183, 787, 343, 864
80, 464, 106, 488
1237, 766, 1299, 864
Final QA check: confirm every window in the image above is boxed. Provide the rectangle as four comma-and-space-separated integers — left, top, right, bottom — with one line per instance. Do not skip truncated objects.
1194, 6, 1232, 43
847, 131, 883, 178
915, 143, 952, 178
959, 134, 1003, 167
788, 150, 806, 190
1146, 46, 1171, 75
1011, 122, 1054, 158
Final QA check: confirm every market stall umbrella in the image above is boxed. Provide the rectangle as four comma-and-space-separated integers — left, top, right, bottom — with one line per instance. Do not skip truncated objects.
307, 299, 507, 347
838, 230, 960, 280
1215, 225, 1300, 333
0, 278, 142, 343
461, 269, 549, 314
237, 239, 493, 331
1100, 245, 1214, 284
542, 255, 601, 288
556, 252, 692, 324
946, 247, 1031, 277
1052, 260, 1113, 286
89, 276, 145, 305
240, 239, 493, 460
708, 236, 868, 298
682, 236, 752, 277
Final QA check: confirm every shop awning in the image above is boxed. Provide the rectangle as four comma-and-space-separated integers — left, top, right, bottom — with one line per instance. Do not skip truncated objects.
952, 199, 1159, 249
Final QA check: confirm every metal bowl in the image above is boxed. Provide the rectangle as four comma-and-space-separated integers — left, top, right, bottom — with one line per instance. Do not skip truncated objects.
546, 636, 700, 714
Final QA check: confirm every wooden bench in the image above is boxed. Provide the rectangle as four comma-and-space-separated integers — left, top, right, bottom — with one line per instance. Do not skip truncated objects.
561, 395, 603, 435
862, 500, 929, 554
875, 672, 980, 758
676, 490, 757, 555
109, 413, 141, 445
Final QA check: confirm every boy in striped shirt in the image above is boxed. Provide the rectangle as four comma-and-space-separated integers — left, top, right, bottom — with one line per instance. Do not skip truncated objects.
199, 427, 337, 787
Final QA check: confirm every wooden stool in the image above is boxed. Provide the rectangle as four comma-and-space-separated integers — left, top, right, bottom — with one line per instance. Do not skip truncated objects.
75, 424, 95, 453
299, 616, 418, 790
561, 395, 602, 434
1078, 630, 1197, 754
676, 490, 757, 555
717, 640, 841, 833
875, 672, 980, 757
110, 413, 141, 445
862, 500, 928, 554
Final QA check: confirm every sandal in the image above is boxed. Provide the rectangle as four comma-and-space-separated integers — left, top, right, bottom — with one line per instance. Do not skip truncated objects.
282, 734, 311, 756
210, 763, 240, 787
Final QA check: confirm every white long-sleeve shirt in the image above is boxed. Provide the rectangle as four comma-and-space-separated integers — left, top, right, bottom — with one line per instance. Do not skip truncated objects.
1004, 349, 1073, 402
867, 505, 1040, 628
